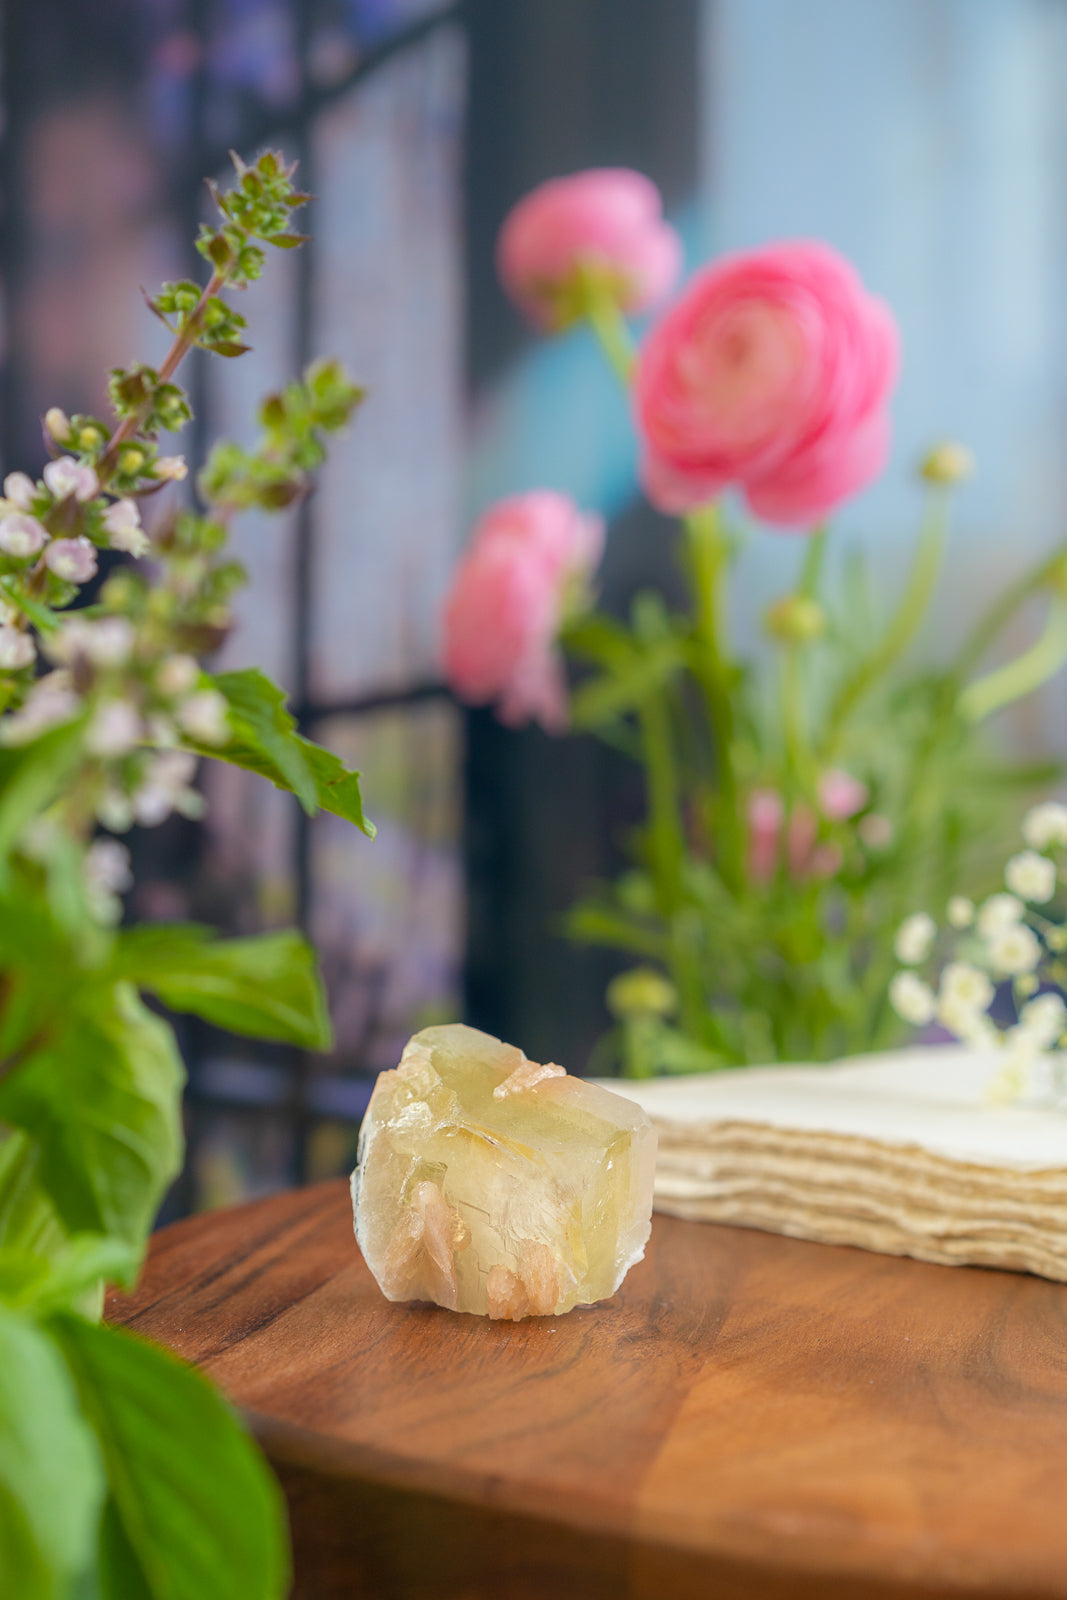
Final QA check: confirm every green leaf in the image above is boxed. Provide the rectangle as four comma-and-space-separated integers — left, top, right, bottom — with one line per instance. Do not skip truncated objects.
50, 1317, 290, 1600
0, 722, 86, 880
570, 639, 683, 730
114, 924, 332, 1050
200, 668, 374, 835
0, 1305, 104, 1600
0, 983, 184, 1249
0, 579, 58, 636
0, 1234, 140, 1315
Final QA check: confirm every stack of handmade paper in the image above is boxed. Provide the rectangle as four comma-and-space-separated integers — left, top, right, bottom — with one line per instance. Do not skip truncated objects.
606, 1047, 1067, 1282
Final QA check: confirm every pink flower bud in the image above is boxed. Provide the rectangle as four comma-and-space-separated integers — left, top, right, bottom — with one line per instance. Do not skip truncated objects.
497, 169, 682, 330
442, 492, 604, 732
747, 789, 784, 884
818, 768, 869, 821
3, 472, 37, 510
43, 456, 99, 503
0, 626, 35, 670
103, 498, 149, 557
45, 537, 98, 583
0, 513, 47, 557
635, 241, 899, 526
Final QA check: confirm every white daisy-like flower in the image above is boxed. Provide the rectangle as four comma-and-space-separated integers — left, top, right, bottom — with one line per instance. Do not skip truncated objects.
939, 961, 995, 1012
986, 922, 1042, 977
946, 896, 974, 929
976, 892, 1024, 939
889, 971, 936, 1026
1004, 849, 1057, 904
894, 912, 936, 966
1022, 801, 1067, 851
1016, 992, 1067, 1049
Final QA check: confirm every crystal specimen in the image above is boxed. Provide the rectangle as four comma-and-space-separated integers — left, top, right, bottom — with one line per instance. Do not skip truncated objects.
352, 1023, 656, 1319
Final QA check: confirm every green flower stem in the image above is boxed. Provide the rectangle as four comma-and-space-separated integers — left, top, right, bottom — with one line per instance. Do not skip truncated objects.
951, 540, 1067, 685
798, 525, 827, 597
958, 599, 1067, 723
578, 279, 636, 386
638, 693, 684, 915
98, 270, 225, 479
779, 645, 810, 798
821, 487, 950, 758
684, 504, 743, 892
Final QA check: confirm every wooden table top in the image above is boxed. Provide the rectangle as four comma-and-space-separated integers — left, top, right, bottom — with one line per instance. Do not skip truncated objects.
108, 1179, 1067, 1600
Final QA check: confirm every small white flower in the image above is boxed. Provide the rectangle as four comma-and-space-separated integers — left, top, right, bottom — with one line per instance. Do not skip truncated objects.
1022, 801, 1067, 851
946, 895, 974, 929
49, 616, 134, 669
0, 513, 47, 557
155, 654, 200, 697
85, 838, 133, 896
986, 922, 1042, 978
133, 750, 199, 826
175, 688, 229, 746
44, 408, 71, 444
894, 912, 936, 966
43, 456, 98, 503
1017, 991, 1067, 1049
2, 472, 36, 510
940, 961, 995, 1012
102, 498, 149, 558
889, 971, 936, 1026
0, 671, 81, 743
85, 700, 142, 758
153, 455, 188, 482
976, 892, 1024, 938
145, 713, 178, 747
937, 992, 1000, 1050
96, 790, 134, 832
1005, 849, 1057, 904
0, 626, 35, 671
44, 536, 98, 583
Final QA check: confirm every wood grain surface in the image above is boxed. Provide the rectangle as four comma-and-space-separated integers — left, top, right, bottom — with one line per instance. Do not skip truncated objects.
108, 1180, 1067, 1600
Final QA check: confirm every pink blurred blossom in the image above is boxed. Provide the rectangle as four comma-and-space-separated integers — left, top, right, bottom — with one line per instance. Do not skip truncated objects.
497, 169, 682, 330
818, 768, 869, 821
634, 240, 899, 527
442, 492, 604, 733
747, 789, 784, 884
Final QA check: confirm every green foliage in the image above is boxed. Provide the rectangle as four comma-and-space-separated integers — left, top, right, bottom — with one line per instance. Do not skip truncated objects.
0, 146, 375, 1598
52, 1318, 290, 1600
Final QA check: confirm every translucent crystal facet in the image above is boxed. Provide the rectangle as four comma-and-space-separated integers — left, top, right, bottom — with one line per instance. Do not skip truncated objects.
352, 1023, 657, 1319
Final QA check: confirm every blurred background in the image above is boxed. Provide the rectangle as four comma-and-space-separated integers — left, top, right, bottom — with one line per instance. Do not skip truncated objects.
4, 0, 1067, 1212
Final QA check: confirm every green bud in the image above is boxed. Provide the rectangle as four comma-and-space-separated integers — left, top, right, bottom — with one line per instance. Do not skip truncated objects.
764, 594, 827, 644
606, 967, 678, 1020
119, 448, 145, 475
920, 442, 975, 486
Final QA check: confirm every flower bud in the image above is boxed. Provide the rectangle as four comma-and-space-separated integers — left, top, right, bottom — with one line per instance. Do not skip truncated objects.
155, 653, 200, 697
102, 498, 149, 557
86, 699, 142, 758
153, 455, 188, 482
606, 966, 678, 1020
44, 536, 98, 583
44, 407, 71, 443
0, 513, 48, 557
920, 442, 974, 486
0, 626, 35, 671
118, 448, 145, 476
3, 472, 37, 510
764, 594, 826, 644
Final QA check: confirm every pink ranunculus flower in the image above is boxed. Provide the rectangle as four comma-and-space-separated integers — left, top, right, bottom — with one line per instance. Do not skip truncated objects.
442, 492, 604, 733
634, 240, 899, 527
496, 169, 682, 331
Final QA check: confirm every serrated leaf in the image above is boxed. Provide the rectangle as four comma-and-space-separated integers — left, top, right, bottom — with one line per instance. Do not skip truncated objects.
0, 983, 183, 1249
50, 1317, 290, 1600
0, 1305, 104, 1600
113, 924, 332, 1050
200, 668, 374, 835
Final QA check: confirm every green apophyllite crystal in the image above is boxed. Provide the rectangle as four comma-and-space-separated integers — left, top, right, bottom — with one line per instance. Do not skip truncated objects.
351, 1023, 656, 1320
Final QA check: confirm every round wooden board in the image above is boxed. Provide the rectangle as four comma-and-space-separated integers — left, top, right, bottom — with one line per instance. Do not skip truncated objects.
108, 1179, 1067, 1600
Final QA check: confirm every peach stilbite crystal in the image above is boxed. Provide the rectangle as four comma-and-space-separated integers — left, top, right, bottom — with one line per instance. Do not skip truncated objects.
352, 1024, 656, 1320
